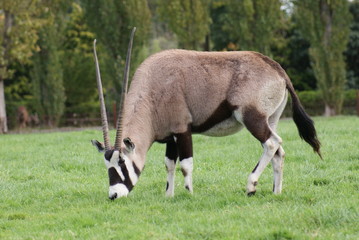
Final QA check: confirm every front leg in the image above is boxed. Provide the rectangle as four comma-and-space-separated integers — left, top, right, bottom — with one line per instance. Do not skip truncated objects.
175, 130, 193, 193
165, 138, 178, 197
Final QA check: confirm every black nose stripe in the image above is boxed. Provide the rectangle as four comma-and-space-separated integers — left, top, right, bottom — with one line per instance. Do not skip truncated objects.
108, 167, 123, 185
105, 150, 115, 161
120, 164, 134, 191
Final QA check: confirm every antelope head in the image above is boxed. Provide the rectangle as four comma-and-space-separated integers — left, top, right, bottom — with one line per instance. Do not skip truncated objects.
91, 28, 139, 200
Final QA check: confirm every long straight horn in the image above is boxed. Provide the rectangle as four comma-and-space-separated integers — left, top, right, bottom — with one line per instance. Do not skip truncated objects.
93, 39, 111, 150
114, 27, 136, 150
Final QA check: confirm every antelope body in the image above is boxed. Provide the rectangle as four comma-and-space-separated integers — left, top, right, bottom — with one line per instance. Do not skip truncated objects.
92, 29, 321, 200
17, 106, 39, 130
17, 106, 29, 129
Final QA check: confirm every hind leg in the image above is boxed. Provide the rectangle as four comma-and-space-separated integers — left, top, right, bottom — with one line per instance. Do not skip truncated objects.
268, 91, 287, 194
236, 107, 282, 195
247, 132, 282, 195
269, 124, 285, 195
272, 146, 285, 194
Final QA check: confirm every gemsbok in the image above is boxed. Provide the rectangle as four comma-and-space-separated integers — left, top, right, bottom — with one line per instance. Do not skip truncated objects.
92, 28, 321, 200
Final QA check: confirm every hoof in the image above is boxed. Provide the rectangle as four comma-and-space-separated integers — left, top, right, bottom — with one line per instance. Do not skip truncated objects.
184, 185, 193, 194
247, 191, 256, 197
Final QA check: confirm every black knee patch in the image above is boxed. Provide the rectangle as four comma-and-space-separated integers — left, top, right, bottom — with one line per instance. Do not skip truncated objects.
166, 138, 178, 161
181, 168, 188, 177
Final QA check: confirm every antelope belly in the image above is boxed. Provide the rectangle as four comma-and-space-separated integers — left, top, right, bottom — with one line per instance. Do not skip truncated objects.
201, 116, 243, 137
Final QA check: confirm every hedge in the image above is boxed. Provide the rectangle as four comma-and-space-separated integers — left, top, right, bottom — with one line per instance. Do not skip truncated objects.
282, 89, 358, 117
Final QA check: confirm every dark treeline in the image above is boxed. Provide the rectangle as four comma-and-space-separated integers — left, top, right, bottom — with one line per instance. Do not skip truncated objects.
0, 0, 358, 132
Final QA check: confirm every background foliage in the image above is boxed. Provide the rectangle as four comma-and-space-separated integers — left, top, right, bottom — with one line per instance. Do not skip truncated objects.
157, 0, 211, 50
345, 1, 359, 89
224, 0, 282, 56
0, 0, 358, 130
295, 0, 351, 116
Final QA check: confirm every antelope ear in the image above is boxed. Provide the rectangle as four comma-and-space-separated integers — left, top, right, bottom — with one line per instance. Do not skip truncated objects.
123, 137, 135, 152
91, 139, 105, 152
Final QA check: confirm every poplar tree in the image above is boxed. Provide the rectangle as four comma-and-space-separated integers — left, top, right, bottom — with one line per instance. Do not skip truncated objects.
157, 0, 211, 50
63, 3, 96, 109
224, 0, 282, 56
81, 0, 151, 94
295, 0, 351, 116
30, 1, 69, 127
31, 22, 65, 127
345, 1, 359, 89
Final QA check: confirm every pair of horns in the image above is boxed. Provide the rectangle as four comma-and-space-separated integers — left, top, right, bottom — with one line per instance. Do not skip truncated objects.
93, 27, 136, 151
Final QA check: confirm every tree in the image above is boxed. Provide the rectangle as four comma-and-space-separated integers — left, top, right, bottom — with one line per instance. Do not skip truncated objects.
282, 20, 317, 91
0, 0, 42, 133
295, 0, 351, 116
224, 0, 282, 56
30, 1, 69, 127
31, 27, 65, 127
345, 0, 359, 89
210, 0, 232, 51
157, 0, 211, 50
63, 3, 96, 110
81, 0, 151, 96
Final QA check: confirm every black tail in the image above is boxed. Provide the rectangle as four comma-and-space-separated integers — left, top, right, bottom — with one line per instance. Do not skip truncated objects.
287, 82, 322, 158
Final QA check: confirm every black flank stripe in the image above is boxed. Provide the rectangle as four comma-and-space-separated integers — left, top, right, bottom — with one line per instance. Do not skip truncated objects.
191, 100, 235, 133
120, 164, 134, 191
108, 167, 123, 186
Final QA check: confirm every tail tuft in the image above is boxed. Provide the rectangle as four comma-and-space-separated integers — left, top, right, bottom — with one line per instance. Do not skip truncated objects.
287, 83, 322, 158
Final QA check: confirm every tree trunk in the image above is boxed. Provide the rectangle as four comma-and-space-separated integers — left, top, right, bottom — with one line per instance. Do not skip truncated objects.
0, 11, 13, 134
0, 80, 8, 133
203, 34, 210, 51
320, 0, 332, 47
324, 103, 336, 117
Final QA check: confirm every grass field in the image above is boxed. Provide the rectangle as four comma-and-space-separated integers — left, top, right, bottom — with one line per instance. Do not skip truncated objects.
0, 116, 358, 239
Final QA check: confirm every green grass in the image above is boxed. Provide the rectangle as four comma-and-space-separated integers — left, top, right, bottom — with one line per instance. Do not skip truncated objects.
0, 116, 358, 239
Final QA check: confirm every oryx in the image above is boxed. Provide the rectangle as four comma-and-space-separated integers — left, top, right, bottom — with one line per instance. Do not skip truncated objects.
92, 28, 321, 200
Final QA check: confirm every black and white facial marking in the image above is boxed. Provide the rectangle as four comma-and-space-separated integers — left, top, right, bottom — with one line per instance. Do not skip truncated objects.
92, 139, 140, 200
103, 149, 141, 200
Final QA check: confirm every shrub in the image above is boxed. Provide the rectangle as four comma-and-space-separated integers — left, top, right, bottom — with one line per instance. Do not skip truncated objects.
283, 89, 357, 117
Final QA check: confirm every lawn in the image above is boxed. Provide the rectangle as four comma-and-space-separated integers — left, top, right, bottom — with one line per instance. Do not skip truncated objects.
0, 116, 358, 239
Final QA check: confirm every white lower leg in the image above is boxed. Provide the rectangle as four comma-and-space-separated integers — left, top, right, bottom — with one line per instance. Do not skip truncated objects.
165, 157, 176, 197
272, 146, 285, 194
247, 137, 280, 194
180, 157, 193, 193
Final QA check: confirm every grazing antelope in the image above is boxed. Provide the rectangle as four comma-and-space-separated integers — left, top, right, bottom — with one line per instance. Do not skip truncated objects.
17, 106, 40, 130
92, 28, 321, 200
17, 106, 29, 129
